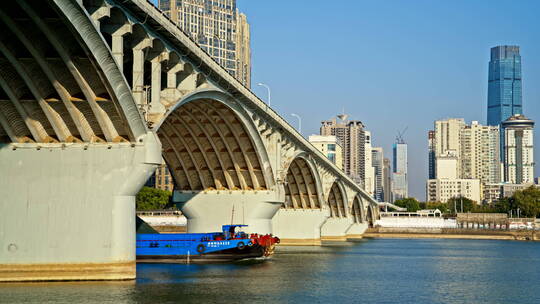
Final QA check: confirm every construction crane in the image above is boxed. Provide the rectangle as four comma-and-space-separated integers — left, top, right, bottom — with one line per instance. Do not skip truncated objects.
396, 126, 408, 144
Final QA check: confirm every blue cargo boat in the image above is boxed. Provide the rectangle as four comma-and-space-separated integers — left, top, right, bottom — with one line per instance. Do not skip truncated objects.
136, 224, 280, 263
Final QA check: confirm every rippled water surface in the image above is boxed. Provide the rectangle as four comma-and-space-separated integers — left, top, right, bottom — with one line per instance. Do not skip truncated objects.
1, 238, 540, 304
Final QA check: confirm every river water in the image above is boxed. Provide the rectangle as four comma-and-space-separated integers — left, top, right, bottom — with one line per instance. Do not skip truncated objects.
1, 238, 539, 304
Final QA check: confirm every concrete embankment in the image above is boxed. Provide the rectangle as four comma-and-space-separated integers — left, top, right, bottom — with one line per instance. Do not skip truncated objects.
364, 227, 539, 241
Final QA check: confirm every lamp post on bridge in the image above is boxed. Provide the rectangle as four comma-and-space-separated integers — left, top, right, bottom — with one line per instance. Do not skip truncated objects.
257, 82, 271, 107
291, 113, 302, 135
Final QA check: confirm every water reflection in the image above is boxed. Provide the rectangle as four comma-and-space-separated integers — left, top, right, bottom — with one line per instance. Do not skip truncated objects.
1, 239, 539, 304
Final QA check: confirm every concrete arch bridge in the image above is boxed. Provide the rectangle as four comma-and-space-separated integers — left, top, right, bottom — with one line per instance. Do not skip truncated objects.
0, 0, 379, 281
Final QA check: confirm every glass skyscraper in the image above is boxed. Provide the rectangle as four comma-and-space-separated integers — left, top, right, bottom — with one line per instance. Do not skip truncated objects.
392, 142, 408, 201
487, 45, 522, 126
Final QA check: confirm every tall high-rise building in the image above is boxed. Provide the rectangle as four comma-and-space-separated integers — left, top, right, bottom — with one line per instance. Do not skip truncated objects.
428, 130, 436, 179
434, 118, 465, 171
460, 121, 501, 184
371, 147, 384, 202
364, 131, 375, 197
321, 117, 367, 187
487, 45, 522, 126
502, 114, 535, 184
383, 158, 392, 203
159, 0, 251, 87
392, 141, 408, 200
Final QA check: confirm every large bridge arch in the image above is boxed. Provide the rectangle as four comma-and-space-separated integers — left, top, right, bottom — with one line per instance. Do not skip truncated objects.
326, 180, 348, 218
0, 0, 147, 144
351, 195, 366, 224
282, 152, 324, 209
155, 89, 274, 191
55, 0, 147, 141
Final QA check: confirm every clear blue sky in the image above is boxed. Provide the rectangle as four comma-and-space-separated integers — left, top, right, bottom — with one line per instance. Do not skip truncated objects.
237, 0, 540, 200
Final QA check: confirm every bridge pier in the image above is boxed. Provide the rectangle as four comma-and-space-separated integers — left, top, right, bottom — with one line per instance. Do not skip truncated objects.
345, 223, 369, 240
0, 133, 161, 282
173, 191, 282, 234
320, 217, 354, 241
272, 209, 329, 245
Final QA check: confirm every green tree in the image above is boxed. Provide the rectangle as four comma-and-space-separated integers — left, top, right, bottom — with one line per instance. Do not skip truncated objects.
394, 197, 421, 212
494, 197, 511, 214
447, 196, 475, 213
425, 202, 449, 213
511, 186, 540, 217
471, 203, 498, 213
136, 187, 173, 210
491, 186, 540, 217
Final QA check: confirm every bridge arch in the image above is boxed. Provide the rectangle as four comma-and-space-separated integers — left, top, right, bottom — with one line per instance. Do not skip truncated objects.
366, 205, 377, 227
155, 89, 273, 191
282, 153, 323, 209
0, 0, 146, 143
55, 0, 146, 140
351, 195, 365, 224
327, 180, 348, 218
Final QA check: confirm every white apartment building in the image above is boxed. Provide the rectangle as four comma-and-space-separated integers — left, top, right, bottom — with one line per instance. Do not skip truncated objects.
364, 131, 375, 197
434, 118, 465, 177
426, 179, 481, 203
429, 119, 502, 202
461, 121, 500, 183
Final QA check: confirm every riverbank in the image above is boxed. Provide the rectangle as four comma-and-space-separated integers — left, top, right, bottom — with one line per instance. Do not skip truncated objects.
144, 224, 539, 242
364, 227, 539, 241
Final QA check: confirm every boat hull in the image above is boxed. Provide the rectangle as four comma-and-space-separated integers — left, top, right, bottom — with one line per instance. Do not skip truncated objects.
137, 245, 266, 263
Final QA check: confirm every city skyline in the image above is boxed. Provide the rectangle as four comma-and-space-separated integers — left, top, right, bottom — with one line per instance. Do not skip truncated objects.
238, 0, 540, 200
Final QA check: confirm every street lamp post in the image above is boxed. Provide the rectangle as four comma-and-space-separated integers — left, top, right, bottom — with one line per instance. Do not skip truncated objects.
257, 83, 271, 107
291, 113, 301, 134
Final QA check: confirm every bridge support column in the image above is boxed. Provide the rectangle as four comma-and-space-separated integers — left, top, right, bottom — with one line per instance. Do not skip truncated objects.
345, 223, 369, 240
173, 191, 282, 234
272, 209, 329, 245
0, 132, 161, 282
320, 217, 354, 241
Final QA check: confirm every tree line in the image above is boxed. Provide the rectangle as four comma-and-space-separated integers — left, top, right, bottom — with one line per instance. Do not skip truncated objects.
393, 186, 540, 218
136, 186, 173, 210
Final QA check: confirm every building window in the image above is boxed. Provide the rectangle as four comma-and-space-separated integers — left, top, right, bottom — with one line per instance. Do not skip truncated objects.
328, 153, 336, 164
328, 144, 336, 152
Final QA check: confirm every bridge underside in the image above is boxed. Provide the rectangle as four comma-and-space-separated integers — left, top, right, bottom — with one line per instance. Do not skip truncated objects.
159, 98, 268, 192
0, 1, 141, 144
